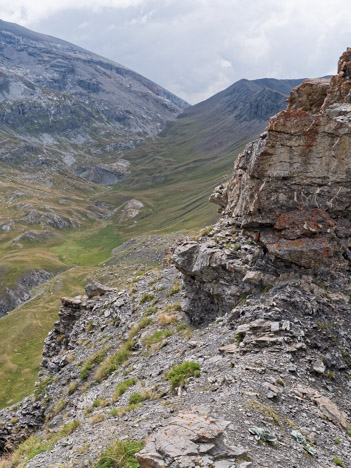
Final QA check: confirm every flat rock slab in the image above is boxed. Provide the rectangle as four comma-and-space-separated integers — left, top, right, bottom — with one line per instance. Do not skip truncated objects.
136, 411, 247, 468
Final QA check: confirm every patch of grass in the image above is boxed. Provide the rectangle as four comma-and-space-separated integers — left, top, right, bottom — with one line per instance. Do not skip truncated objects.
142, 330, 173, 348
157, 313, 179, 327
94, 343, 133, 382
0, 267, 94, 409
128, 318, 153, 340
139, 293, 154, 304
91, 414, 105, 424
165, 361, 200, 390
95, 439, 144, 468
128, 390, 152, 405
67, 381, 78, 395
113, 378, 137, 401
166, 281, 180, 297
80, 348, 108, 380
144, 306, 158, 316
8, 419, 80, 465
333, 457, 344, 467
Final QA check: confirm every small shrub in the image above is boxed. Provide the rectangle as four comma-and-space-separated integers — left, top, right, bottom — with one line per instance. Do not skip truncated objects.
335, 438, 341, 444
140, 293, 154, 304
128, 390, 152, 405
333, 457, 344, 467
165, 361, 200, 389
95, 439, 144, 468
113, 378, 137, 401
34, 376, 52, 401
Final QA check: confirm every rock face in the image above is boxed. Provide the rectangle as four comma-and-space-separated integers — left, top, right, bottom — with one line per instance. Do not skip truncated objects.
210, 49, 351, 270
174, 49, 351, 326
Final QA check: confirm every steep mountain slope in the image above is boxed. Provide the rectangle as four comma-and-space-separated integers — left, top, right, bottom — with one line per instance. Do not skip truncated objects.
0, 19, 187, 176
1, 51, 351, 467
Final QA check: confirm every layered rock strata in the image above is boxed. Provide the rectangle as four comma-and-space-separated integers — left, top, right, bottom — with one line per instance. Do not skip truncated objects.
174, 49, 351, 324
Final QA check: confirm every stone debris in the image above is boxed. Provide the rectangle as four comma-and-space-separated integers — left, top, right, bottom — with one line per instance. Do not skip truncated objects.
294, 385, 347, 428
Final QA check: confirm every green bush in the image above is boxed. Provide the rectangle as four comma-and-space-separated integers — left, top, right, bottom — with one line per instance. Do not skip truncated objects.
95, 439, 144, 467
165, 361, 200, 389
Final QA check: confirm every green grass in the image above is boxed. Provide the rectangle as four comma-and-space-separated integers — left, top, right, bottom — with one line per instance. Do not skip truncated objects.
80, 348, 108, 380
113, 378, 137, 401
95, 439, 144, 468
165, 361, 200, 389
94, 343, 133, 382
0, 267, 94, 409
143, 330, 173, 348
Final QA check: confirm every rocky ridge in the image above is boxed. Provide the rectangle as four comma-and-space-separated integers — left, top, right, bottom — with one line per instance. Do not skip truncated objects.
1, 51, 351, 467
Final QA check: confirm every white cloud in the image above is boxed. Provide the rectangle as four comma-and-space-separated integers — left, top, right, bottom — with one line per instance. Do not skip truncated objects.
1, 0, 351, 103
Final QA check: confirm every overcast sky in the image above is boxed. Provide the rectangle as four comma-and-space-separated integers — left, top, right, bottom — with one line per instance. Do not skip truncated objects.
0, 0, 350, 104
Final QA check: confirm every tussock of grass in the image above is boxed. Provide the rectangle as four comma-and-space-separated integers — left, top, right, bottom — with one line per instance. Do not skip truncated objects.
113, 378, 137, 401
128, 318, 153, 340
142, 330, 173, 348
94, 342, 134, 383
165, 361, 200, 390
80, 348, 108, 380
95, 439, 144, 468
139, 293, 154, 304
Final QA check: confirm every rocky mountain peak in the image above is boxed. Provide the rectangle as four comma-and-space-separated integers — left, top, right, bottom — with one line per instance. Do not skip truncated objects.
209, 48, 351, 270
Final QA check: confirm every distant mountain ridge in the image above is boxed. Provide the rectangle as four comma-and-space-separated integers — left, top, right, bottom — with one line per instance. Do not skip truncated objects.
0, 19, 188, 181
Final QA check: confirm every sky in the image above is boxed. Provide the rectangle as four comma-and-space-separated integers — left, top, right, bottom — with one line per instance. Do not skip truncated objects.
0, 0, 350, 104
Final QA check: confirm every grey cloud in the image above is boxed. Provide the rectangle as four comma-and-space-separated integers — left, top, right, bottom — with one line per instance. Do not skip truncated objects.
25, 0, 351, 103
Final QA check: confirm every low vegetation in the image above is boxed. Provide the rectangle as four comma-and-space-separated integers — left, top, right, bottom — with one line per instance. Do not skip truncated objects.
165, 361, 200, 390
95, 439, 144, 468
113, 378, 137, 401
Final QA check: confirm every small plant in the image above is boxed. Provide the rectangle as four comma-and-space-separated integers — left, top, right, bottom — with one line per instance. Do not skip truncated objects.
165, 361, 200, 390
157, 313, 179, 327
128, 318, 153, 340
51, 398, 66, 417
34, 376, 52, 401
166, 281, 180, 297
335, 438, 341, 444
80, 348, 108, 380
60, 420, 80, 436
145, 306, 158, 316
143, 330, 173, 348
333, 457, 344, 467
113, 378, 137, 401
140, 293, 154, 304
94, 343, 133, 382
346, 424, 351, 436
67, 381, 78, 395
95, 439, 144, 468
91, 414, 105, 425
128, 390, 152, 405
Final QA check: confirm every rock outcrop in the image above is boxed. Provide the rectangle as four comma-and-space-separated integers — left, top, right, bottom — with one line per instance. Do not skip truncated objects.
174, 48, 351, 325
211, 48, 351, 270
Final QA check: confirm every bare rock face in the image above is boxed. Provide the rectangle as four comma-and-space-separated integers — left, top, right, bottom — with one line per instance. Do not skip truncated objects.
210, 49, 351, 270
